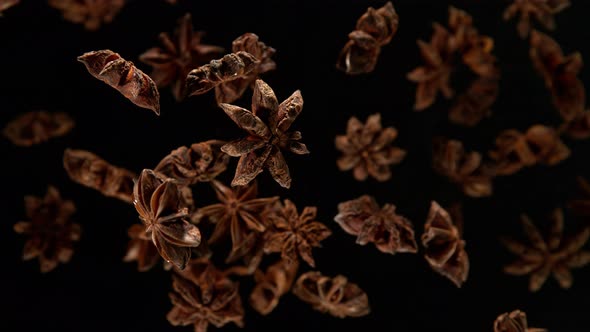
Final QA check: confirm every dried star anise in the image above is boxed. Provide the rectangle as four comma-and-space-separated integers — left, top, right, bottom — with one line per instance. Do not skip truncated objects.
562, 110, 590, 139
568, 176, 590, 217
63, 148, 136, 203
250, 259, 299, 315
292, 271, 370, 318
133, 169, 201, 270
0, 0, 19, 13
432, 138, 493, 197
13, 186, 81, 273
501, 209, 590, 292
530, 30, 585, 122
48, 0, 124, 31
503, 0, 570, 38
220, 79, 309, 188
494, 310, 546, 332
336, 1, 399, 74
78, 49, 160, 115
335, 113, 406, 182
421, 201, 469, 287
264, 199, 331, 267
448, 75, 499, 126
154, 140, 230, 186
3, 110, 74, 147
139, 14, 223, 101
334, 195, 417, 255
123, 223, 172, 272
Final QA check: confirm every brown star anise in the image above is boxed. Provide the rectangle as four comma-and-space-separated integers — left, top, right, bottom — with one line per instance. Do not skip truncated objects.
421, 201, 469, 287
264, 199, 331, 267
568, 176, 590, 217
562, 110, 590, 139
123, 223, 172, 272
335, 113, 406, 182
334, 195, 417, 255
292, 271, 370, 318
220, 79, 309, 188
250, 259, 299, 315
503, 0, 570, 38
133, 169, 201, 270
494, 310, 546, 332
48, 0, 124, 31
139, 14, 223, 101
13, 186, 81, 273
3, 110, 74, 147
501, 209, 590, 292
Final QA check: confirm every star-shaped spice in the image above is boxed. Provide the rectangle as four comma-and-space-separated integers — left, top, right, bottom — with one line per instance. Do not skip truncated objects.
123, 223, 172, 272
3, 110, 74, 147
48, 0, 124, 31
292, 271, 370, 318
13, 186, 81, 273
264, 199, 331, 267
503, 0, 570, 38
220, 79, 309, 188
250, 259, 299, 315
501, 209, 590, 292
133, 169, 201, 270
335, 113, 406, 182
139, 14, 223, 101
494, 309, 546, 332
334, 195, 417, 255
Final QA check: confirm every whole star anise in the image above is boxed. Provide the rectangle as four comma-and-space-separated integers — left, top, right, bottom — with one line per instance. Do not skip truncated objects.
133, 169, 201, 270
3, 110, 74, 147
48, 0, 124, 31
264, 199, 331, 267
501, 209, 590, 292
503, 0, 570, 38
335, 113, 406, 182
139, 14, 223, 101
220, 79, 309, 188
123, 223, 172, 272
334, 195, 417, 255
250, 259, 299, 315
13, 186, 81, 273
494, 310, 546, 332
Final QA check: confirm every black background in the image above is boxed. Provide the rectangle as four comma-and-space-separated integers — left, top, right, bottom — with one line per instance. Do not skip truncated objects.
2, 0, 590, 331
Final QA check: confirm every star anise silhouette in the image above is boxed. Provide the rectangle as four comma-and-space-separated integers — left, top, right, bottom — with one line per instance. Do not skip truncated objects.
503, 0, 570, 38
133, 169, 201, 270
335, 113, 406, 182
501, 209, 590, 292
139, 14, 223, 101
220, 79, 309, 188
3, 110, 74, 147
264, 199, 331, 267
250, 259, 299, 315
48, 0, 124, 31
123, 223, 172, 272
494, 310, 546, 332
13, 186, 81, 273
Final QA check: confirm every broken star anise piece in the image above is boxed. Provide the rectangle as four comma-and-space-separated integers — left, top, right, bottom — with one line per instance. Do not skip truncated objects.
78, 49, 161, 115
494, 310, 546, 332
503, 0, 570, 38
13, 186, 81, 273
335, 113, 406, 182
421, 201, 469, 287
292, 271, 370, 318
264, 199, 331, 267
123, 223, 172, 272
250, 259, 299, 315
48, 0, 124, 31
139, 13, 223, 101
3, 110, 74, 147
334, 195, 417, 255
501, 209, 590, 292
133, 169, 201, 270
220, 79, 309, 188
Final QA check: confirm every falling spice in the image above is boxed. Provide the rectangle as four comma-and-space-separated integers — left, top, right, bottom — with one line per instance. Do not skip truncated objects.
3, 110, 74, 147
503, 0, 570, 38
494, 309, 546, 332
123, 223, 172, 272
13, 186, 81, 273
48, 0, 125, 31
78, 49, 161, 114
250, 259, 299, 315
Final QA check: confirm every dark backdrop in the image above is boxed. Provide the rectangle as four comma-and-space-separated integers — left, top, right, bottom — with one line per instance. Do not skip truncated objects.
2, 0, 590, 331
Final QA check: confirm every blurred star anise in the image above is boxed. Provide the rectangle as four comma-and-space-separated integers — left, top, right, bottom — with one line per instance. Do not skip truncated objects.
220, 79, 309, 188
292, 271, 370, 318
501, 209, 590, 292
48, 0, 124, 31
0, 0, 19, 13
503, 0, 570, 38
568, 176, 590, 217
334, 195, 417, 255
3, 110, 74, 147
13, 186, 81, 273
123, 223, 172, 272
335, 113, 406, 182
494, 310, 546, 332
250, 259, 299, 315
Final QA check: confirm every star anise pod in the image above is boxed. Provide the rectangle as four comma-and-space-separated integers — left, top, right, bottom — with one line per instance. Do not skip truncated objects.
494, 310, 546, 332
13, 186, 81, 273
63, 148, 136, 203
78, 49, 160, 115
250, 259, 299, 315
503, 0, 570, 38
133, 169, 201, 270
123, 223, 173, 272
48, 0, 124, 31
220, 79, 309, 188
562, 110, 590, 139
292, 271, 370, 318
432, 138, 493, 197
501, 209, 590, 292
0, 0, 19, 14
335, 113, 406, 182
139, 14, 223, 101
264, 199, 331, 267
421, 201, 469, 287
334, 195, 418, 255
568, 176, 590, 217
530, 30, 585, 122
154, 140, 230, 186
448, 75, 499, 126
3, 110, 74, 147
